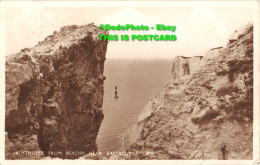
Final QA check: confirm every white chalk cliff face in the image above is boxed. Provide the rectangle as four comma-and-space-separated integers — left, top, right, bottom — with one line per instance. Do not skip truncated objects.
171, 47, 223, 80
171, 56, 203, 79
124, 24, 253, 160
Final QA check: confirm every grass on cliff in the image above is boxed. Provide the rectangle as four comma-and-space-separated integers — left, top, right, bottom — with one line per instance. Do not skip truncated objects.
217, 31, 253, 83
227, 59, 253, 82
229, 96, 253, 122
216, 85, 240, 96
217, 59, 253, 82
216, 85, 253, 123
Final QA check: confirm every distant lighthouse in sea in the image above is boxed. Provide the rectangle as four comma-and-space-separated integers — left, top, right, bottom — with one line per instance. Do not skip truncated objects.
115, 86, 119, 98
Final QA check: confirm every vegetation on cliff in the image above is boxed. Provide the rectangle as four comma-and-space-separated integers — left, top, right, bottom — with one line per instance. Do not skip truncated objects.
124, 24, 253, 160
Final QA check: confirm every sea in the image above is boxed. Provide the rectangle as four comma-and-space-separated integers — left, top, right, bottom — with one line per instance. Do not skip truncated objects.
96, 59, 173, 152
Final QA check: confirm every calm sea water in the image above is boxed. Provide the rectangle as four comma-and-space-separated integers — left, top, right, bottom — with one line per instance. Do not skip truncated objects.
96, 59, 173, 152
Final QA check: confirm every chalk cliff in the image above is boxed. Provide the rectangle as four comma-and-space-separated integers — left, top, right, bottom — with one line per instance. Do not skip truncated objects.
125, 24, 253, 160
171, 56, 203, 79
5, 24, 108, 159
171, 47, 223, 80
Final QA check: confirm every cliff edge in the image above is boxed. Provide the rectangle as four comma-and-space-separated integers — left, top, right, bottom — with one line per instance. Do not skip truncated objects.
125, 24, 253, 160
5, 24, 108, 159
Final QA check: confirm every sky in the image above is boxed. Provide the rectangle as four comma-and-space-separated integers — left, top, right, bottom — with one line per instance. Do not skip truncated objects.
3, 1, 254, 59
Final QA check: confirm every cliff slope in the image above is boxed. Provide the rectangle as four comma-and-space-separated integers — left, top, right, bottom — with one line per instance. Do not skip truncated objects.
125, 24, 253, 160
5, 24, 108, 159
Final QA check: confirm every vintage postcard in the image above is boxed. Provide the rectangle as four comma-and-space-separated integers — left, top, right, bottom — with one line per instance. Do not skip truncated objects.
0, 0, 259, 165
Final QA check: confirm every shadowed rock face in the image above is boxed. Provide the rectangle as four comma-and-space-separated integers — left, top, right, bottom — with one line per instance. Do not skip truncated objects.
124, 24, 253, 160
5, 24, 108, 159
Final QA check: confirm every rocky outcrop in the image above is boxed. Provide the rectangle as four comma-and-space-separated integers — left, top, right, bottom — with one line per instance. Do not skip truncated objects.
171, 47, 223, 80
227, 24, 252, 45
125, 24, 253, 160
199, 47, 223, 67
5, 24, 108, 159
171, 56, 203, 79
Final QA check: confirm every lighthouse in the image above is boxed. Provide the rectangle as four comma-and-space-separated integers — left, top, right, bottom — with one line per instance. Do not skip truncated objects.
115, 86, 119, 98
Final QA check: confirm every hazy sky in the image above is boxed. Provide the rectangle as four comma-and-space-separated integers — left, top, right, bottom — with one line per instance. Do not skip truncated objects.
3, 1, 254, 59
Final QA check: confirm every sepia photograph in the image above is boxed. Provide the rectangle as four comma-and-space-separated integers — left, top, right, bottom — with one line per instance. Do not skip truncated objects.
0, 0, 260, 164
